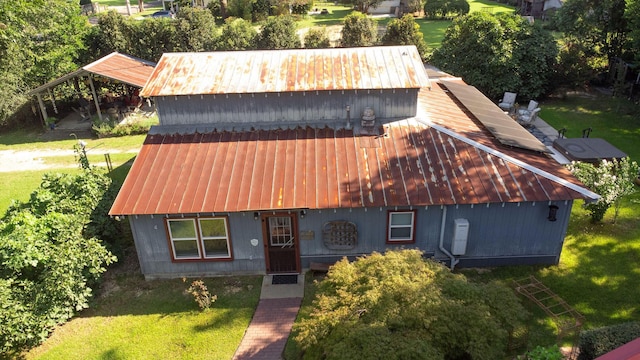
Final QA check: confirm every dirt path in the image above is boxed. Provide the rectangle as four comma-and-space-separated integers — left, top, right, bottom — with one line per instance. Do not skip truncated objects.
0, 149, 138, 173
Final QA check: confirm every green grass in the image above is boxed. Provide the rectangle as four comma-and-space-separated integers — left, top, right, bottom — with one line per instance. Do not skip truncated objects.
468, 0, 516, 13
0, 169, 81, 212
26, 274, 262, 359
296, 2, 355, 28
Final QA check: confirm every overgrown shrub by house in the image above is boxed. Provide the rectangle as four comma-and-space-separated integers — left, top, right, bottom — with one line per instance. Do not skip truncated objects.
578, 322, 640, 360
294, 249, 528, 360
92, 113, 158, 138
0, 168, 118, 355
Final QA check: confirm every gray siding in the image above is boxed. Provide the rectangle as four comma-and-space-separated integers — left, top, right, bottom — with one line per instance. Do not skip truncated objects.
130, 200, 573, 278
156, 89, 419, 126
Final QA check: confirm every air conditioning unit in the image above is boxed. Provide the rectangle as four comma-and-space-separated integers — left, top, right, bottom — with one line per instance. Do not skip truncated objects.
451, 219, 469, 255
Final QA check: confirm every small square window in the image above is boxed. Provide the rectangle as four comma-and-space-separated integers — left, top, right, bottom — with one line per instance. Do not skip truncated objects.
387, 210, 416, 243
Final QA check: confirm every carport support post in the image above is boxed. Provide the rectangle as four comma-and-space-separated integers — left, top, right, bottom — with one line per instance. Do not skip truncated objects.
35, 93, 48, 127
87, 75, 103, 121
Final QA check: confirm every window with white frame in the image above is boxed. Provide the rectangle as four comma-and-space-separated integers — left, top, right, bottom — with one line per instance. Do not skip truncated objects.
387, 210, 416, 243
166, 217, 232, 260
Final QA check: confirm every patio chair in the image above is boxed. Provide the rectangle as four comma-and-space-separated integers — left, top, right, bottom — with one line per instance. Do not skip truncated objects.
498, 92, 517, 112
518, 100, 539, 116
518, 107, 541, 127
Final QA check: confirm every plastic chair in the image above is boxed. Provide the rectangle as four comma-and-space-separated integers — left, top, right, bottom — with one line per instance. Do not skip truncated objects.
518, 107, 541, 127
518, 100, 539, 116
498, 92, 517, 112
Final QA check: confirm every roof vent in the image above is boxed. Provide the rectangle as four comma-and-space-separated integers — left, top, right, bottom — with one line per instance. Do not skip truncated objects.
361, 107, 376, 128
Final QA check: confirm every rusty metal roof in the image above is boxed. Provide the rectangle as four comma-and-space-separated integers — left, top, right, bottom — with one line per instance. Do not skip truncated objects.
140, 46, 430, 97
110, 103, 592, 216
29, 52, 156, 95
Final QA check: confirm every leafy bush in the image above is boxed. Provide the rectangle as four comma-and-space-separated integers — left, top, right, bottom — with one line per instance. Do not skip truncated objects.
294, 249, 528, 360
216, 18, 258, 50
518, 345, 564, 360
340, 12, 378, 47
92, 114, 157, 138
424, 0, 469, 19
578, 322, 640, 360
0, 168, 117, 354
568, 157, 639, 222
381, 14, 429, 61
304, 27, 331, 48
256, 16, 301, 49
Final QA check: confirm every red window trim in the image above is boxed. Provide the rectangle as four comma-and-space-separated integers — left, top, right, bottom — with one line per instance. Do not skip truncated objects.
164, 215, 234, 263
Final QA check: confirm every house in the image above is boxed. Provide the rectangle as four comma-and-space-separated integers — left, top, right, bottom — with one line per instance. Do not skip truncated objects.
109, 46, 598, 279
369, 0, 403, 15
519, 0, 563, 18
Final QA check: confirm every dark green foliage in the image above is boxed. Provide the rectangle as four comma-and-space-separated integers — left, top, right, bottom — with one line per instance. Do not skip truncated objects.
381, 15, 428, 61
627, 0, 640, 62
423, 0, 469, 19
174, 7, 218, 51
304, 28, 331, 48
0, 0, 89, 127
294, 250, 528, 360
256, 16, 301, 49
350, 0, 385, 13
252, 0, 271, 21
0, 168, 117, 354
431, 12, 557, 100
216, 18, 258, 50
227, 0, 253, 20
578, 322, 640, 360
340, 12, 377, 47
517, 345, 564, 360
290, 0, 313, 15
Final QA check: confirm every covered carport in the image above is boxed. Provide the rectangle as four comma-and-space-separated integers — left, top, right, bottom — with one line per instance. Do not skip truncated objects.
29, 52, 156, 125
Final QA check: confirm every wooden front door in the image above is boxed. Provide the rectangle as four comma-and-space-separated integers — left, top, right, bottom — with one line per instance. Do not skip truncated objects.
263, 214, 300, 274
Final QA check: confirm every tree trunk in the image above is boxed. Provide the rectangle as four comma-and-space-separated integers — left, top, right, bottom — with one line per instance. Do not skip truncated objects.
220, 0, 227, 18
138, 0, 144, 12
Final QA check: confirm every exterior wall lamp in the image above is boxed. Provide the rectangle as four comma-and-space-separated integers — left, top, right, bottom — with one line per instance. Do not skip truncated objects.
548, 205, 559, 222
300, 210, 306, 219
254, 212, 259, 220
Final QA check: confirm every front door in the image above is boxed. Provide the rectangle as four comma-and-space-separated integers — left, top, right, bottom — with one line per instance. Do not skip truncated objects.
262, 213, 300, 273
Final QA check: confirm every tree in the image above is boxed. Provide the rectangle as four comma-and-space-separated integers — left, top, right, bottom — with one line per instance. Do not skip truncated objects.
294, 250, 528, 360
0, 0, 89, 127
381, 15, 428, 61
340, 12, 378, 47
304, 27, 332, 48
256, 16, 301, 49
625, 0, 640, 62
174, 7, 218, 52
556, 0, 628, 63
567, 157, 639, 222
215, 18, 257, 50
0, 168, 117, 354
431, 12, 557, 100
350, 0, 385, 13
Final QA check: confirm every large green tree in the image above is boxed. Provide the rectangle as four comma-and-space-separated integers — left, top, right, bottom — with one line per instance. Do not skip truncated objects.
215, 18, 257, 50
625, 0, 640, 62
294, 250, 527, 360
340, 12, 378, 47
255, 16, 301, 49
431, 12, 557, 100
0, 0, 89, 127
556, 0, 628, 62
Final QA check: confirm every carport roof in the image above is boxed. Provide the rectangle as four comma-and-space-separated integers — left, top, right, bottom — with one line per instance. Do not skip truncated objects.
29, 52, 156, 95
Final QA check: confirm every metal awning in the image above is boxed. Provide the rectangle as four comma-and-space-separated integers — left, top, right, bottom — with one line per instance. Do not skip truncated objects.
28, 52, 156, 124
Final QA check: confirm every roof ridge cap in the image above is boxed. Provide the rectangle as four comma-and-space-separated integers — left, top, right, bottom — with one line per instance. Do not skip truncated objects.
415, 117, 599, 201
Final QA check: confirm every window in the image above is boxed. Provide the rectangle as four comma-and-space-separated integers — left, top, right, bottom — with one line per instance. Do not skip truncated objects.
387, 210, 416, 243
166, 217, 232, 261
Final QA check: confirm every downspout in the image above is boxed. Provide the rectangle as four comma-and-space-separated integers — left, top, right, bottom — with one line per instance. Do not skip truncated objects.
438, 206, 458, 270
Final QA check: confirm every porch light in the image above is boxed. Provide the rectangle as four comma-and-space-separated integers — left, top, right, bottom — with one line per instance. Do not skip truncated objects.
300, 210, 306, 219
548, 205, 559, 222
254, 212, 259, 220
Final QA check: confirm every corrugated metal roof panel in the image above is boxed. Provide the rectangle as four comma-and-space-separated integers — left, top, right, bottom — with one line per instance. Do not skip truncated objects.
110, 121, 589, 216
140, 46, 430, 97
84, 52, 156, 88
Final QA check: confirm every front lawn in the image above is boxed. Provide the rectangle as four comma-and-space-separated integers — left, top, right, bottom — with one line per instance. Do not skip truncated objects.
26, 270, 262, 359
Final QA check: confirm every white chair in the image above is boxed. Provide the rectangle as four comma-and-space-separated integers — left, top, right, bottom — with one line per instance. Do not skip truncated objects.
518, 100, 539, 116
518, 107, 541, 127
498, 92, 517, 112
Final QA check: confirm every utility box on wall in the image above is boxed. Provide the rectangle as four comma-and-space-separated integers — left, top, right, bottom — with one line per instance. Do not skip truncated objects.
451, 218, 469, 255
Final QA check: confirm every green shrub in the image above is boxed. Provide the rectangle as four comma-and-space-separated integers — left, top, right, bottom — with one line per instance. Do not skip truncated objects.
304, 27, 331, 48
578, 322, 640, 360
518, 345, 564, 360
294, 250, 528, 360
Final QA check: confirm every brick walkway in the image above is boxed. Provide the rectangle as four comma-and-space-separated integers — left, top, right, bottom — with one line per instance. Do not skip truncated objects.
233, 297, 303, 360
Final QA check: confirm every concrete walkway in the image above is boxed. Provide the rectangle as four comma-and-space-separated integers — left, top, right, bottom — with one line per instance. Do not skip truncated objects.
233, 275, 304, 360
